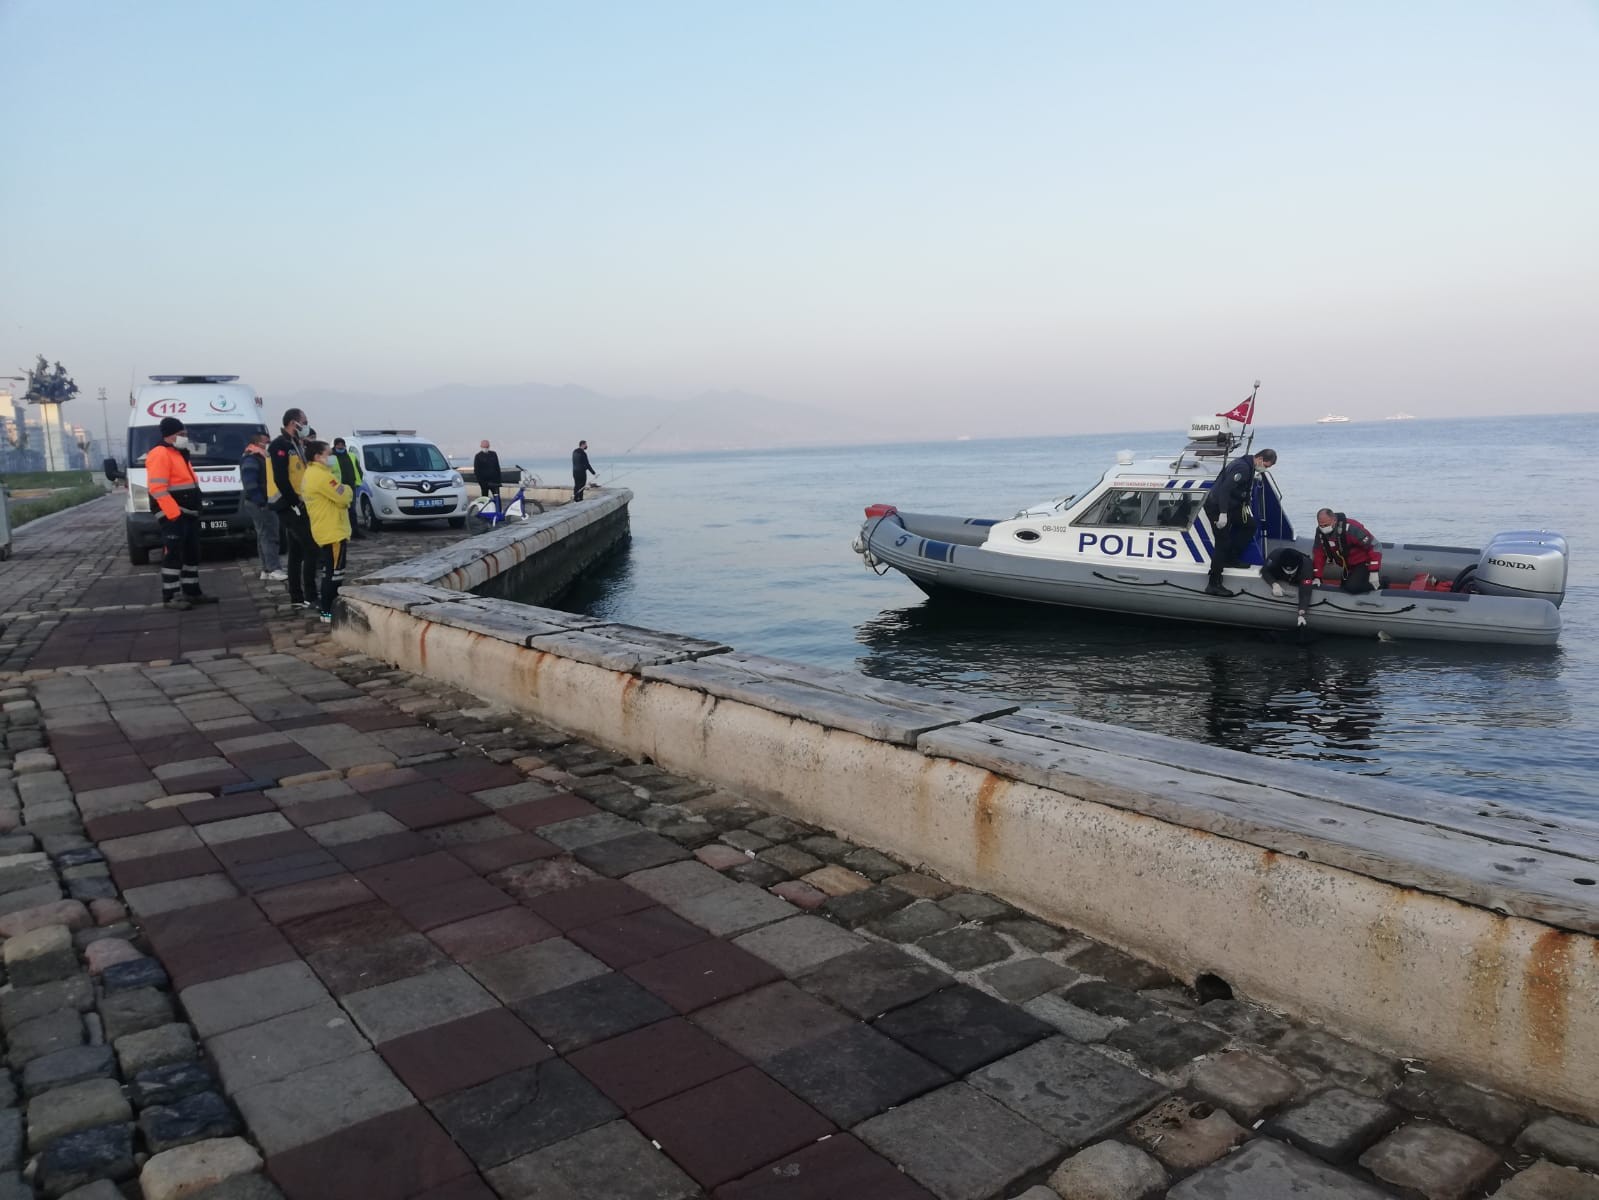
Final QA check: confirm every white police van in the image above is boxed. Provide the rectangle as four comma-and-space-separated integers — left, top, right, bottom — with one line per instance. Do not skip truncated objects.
117, 375, 270, 564
346, 430, 468, 531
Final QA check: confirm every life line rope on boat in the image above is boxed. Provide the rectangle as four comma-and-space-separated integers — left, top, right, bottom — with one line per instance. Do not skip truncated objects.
1087, 571, 1418, 615
857, 513, 896, 575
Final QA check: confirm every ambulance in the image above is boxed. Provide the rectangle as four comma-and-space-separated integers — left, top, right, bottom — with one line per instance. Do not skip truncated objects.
117, 375, 271, 564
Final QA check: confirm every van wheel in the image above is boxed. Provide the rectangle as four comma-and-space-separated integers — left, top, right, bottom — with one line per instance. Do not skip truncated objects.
447, 516, 467, 529
361, 497, 382, 532
128, 539, 152, 566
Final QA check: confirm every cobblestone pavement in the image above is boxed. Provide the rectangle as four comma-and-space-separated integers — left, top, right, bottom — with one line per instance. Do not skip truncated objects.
1, 503, 1597, 1198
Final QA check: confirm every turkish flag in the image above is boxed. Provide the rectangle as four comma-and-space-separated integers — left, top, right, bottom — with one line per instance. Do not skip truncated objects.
1216, 396, 1254, 424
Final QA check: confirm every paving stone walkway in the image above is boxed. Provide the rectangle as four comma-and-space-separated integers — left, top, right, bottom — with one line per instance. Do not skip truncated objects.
1, 506, 1598, 1198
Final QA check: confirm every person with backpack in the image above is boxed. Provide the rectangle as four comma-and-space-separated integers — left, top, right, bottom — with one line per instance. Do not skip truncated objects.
240, 432, 286, 580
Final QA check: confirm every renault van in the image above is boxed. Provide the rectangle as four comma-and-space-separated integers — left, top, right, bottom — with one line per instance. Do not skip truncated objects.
119, 375, 270, 564
345, 430, 468, 531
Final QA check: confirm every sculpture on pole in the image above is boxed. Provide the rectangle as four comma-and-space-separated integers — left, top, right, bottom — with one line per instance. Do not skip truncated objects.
20, 355, 79, 472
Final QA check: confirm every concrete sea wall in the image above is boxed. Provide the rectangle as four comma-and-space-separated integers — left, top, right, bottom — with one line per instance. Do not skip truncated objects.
333, 493, 1599, 1119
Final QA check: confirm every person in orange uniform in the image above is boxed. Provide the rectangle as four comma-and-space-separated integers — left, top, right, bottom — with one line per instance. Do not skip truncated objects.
145, 417, 220, 610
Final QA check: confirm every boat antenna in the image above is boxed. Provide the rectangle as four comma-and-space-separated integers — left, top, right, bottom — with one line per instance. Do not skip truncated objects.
1242, 379, 1260, 457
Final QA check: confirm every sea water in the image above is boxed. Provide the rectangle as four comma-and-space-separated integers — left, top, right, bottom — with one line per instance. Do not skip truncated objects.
519, 413, 1598, 818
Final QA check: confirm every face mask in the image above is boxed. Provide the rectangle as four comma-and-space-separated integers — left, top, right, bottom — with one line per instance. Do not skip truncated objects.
1318, 523, 1334, 534
173, 435, 191, 451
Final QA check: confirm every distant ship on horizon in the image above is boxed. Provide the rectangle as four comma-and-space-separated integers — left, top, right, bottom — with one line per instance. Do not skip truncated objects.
1315, 413, 1351, 424
1386, 411, 1417, 421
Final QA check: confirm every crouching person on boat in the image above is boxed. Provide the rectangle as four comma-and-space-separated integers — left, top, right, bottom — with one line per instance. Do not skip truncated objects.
1261, 546, 1316, 627
1204, 448, 1278, 596
1313, 509, 1381, 594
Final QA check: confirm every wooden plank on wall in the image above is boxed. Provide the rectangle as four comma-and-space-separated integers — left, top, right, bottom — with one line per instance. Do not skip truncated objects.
919, 721, 1599, 934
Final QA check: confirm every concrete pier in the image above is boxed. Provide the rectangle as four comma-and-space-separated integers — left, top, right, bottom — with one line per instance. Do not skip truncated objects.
0, 489, 1596, 1199
334, 509, 1599, 1122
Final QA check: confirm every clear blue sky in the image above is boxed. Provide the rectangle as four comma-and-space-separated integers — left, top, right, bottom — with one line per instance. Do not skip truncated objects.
2, 0, 1595, 433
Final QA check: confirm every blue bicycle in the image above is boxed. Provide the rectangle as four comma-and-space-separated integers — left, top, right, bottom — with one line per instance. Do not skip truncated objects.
468, 467, 545, 525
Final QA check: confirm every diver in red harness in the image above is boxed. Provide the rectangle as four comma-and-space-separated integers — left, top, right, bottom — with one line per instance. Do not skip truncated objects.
1312, 508, 1382, 594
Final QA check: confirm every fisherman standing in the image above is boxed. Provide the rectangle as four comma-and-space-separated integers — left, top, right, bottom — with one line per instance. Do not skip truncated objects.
1313, 508, 1382, 593
572, 440, 597, 502
145, 417, 219, 610
1204, 448, 1277, 596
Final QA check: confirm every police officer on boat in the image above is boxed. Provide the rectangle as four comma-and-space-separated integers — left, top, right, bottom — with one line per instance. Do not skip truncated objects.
1204, 447, 1277, 596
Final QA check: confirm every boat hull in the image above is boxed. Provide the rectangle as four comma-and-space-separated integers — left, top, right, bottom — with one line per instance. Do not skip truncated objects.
860, 511, 1561, 646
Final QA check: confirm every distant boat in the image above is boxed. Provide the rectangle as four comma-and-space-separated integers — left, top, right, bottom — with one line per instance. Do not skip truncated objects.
1315, 413, 1351, 424
1386, 411, 1417, 421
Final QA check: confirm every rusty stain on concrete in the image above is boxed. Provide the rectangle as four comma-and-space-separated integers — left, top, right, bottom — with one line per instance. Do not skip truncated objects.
974, 773, 1005, 874
1466, 915, 1510, 1039
1526, 927, 1573, 1069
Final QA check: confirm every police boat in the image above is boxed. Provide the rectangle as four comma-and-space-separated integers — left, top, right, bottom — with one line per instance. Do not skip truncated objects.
852, 416, 1567, 646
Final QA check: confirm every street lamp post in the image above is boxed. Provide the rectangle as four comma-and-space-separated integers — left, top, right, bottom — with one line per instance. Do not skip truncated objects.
99, 387, 112, 466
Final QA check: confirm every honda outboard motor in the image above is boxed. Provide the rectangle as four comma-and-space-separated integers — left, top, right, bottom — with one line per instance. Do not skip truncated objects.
1474, 531, 1569, 607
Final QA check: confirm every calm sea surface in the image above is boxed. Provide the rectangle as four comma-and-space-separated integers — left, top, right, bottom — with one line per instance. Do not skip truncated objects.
520, 414, 1599, 818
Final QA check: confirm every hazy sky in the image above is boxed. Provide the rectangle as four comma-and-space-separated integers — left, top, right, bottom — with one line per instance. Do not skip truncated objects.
3, 1, 1595, 435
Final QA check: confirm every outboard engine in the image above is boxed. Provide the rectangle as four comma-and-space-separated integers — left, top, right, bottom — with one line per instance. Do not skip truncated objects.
1474, 531, 1569, 607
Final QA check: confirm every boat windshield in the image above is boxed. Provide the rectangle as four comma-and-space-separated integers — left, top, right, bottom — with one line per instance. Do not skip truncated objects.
1075, 488, 1202, 528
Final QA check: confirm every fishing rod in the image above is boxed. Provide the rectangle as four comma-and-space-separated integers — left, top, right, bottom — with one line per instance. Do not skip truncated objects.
590, 402, 688, 487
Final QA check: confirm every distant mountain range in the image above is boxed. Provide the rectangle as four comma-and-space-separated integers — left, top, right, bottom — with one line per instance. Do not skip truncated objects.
277, 382, 909, 460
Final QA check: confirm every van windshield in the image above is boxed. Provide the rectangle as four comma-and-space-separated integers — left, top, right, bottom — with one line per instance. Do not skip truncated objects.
362, 443, 450, 473
129, 423, 270, 468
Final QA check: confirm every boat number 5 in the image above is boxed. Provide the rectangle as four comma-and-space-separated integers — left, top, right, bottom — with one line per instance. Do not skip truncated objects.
894, 534, 910, 547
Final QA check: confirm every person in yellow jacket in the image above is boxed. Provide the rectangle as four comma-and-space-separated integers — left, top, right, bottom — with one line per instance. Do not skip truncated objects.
301, 440, 355, 623
145, 417, 220, 610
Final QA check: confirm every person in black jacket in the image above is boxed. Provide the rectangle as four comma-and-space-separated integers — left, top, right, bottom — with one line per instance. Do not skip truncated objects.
1203, 448, 1277, 595
239, 433, 285, 580
473, 440, 503, 514
1261, 545, 1315, 627
572, 440, 597, 502
268, 407, 320, 608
